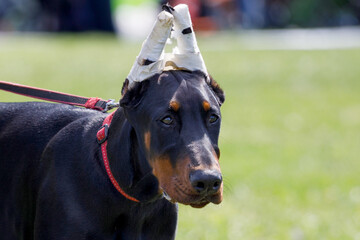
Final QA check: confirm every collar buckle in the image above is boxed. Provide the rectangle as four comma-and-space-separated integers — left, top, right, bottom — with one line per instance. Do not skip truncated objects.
97, 124, 109, 144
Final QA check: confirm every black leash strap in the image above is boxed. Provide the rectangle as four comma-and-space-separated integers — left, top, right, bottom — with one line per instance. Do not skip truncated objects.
0, 81, 118, 112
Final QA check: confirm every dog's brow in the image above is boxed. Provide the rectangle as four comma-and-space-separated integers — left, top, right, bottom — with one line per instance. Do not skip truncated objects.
202, 100, 211, 111
170, 100, 180, 112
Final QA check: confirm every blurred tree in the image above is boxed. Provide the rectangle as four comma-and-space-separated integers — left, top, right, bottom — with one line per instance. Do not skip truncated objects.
0, 0, 359, 31
289, 0, 359, 27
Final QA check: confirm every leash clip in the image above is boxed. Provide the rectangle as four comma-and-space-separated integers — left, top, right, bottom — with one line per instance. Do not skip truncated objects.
103, 99, 119, 112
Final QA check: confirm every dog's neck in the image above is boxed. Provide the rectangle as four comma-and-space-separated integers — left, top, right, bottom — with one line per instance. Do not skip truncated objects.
105, 108, 162, 203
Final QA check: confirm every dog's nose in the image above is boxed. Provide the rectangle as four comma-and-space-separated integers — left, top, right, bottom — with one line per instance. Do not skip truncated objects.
189, 170, 222, 195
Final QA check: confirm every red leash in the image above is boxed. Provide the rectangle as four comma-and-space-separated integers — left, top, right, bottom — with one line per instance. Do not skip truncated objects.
0, 81, 118, 112
0, 81, 139, 202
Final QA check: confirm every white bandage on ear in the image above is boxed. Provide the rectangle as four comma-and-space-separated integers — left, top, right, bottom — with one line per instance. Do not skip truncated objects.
127, 4, 208, 88
127, 11, 173, 86
172, 4, 199, 54
164, 4, 207, 75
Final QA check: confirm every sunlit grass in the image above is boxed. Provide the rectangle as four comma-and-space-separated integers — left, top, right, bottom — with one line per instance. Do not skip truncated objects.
1, 34, 359, 239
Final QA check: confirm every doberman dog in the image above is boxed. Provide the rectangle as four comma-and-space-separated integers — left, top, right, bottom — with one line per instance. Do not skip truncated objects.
0, 70, 224, 239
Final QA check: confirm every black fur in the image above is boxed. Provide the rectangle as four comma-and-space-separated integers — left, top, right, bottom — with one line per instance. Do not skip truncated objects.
0, 70, 224, 239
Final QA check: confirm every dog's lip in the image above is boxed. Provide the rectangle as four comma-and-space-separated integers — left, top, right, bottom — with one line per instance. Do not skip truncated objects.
162, 192, 215, 208
188, 194, 222, 208
163, 192, 210, 208
161, 187, 223, 207
188, 191, 225, 207
189, 199, 210, 208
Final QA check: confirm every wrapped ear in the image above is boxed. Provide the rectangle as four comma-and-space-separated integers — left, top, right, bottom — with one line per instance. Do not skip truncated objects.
208, 75, 225, 106
127, 11, 173, 88
120, 79, 150, 108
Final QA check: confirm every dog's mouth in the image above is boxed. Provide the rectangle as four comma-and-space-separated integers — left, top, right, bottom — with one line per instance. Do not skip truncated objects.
153, 159, 223, 208
161, 186, 222, 208
161, 190, 210, 208
189, 200, 210, 208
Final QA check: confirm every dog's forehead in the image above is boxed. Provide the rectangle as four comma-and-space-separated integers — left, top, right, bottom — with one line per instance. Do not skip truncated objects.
150, 71, 215, 106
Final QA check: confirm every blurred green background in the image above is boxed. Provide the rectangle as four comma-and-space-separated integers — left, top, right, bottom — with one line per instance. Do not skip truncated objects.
1, 35, 360, 239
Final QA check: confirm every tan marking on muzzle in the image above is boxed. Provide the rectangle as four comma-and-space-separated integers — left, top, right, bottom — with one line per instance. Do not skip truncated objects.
150, 155, 197, 203
151, 156, 174, 189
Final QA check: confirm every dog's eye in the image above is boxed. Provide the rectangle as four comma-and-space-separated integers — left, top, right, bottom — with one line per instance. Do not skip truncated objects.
161, 116, 173, 125
209, 114, 219, 124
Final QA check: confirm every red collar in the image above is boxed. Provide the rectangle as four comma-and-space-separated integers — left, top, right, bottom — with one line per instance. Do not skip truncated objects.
96, 112, 140, 203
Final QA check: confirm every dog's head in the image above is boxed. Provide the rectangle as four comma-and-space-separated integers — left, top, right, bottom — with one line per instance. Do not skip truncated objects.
120, 70, 224, 208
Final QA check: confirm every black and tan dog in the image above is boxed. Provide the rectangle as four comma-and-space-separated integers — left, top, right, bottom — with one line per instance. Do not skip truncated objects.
0, 70, 224, 239
0, 4, 225, 239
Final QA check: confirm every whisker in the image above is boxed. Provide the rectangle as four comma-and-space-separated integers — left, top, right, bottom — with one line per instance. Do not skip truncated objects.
222, 176, 233, 196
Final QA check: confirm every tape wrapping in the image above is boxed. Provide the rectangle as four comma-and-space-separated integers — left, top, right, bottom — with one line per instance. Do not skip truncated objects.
127, 4, 208, 87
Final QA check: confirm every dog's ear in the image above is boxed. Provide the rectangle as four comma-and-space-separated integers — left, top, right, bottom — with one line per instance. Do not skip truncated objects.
120, 79, 150, 108
121, 78, 130, 96
107, 122, 136, 189
208, 75, 225, 106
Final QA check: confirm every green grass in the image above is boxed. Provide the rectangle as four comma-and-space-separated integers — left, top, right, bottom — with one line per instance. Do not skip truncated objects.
1, 34, 360, 239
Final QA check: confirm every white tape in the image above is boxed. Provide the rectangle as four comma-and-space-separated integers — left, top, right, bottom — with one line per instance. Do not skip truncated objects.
169, 4, 207, 74
127, 4, 208, 87
172, 4, 199, 54
127, 11, 173, 85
